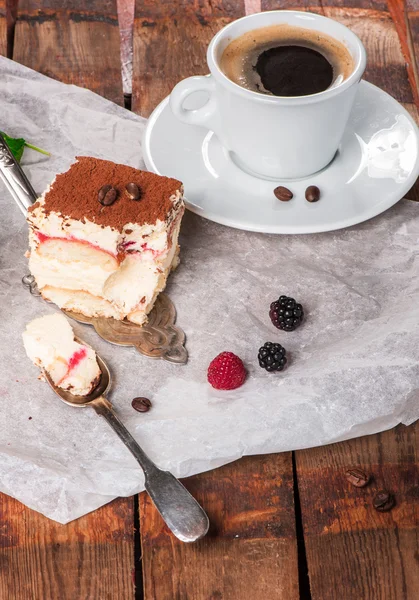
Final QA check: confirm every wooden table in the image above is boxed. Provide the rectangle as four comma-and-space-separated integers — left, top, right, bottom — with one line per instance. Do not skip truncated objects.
1, 1, 418, 598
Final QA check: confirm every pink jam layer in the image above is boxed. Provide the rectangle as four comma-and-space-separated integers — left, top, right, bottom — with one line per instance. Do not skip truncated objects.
36, 232, 166, 260
68, 347, 87, 371
56, 347, 88, 386
36, 231, 117, 259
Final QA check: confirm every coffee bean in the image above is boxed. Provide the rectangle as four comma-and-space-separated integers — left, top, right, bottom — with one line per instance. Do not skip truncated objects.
345, 468, 370, 488
103, 187, 118, 206
126, 182, 141, 200
132, 397, 152, 413
274, 186, 293, 201
98, 185, 112, 203
98, 185, 118, 206
305, 185, 320, 202
373, 490, 395, 512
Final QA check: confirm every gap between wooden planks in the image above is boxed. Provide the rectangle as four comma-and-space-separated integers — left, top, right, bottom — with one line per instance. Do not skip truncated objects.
0, 0, 6, 56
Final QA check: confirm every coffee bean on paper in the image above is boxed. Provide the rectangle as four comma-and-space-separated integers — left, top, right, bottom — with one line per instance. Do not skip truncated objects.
126, 182, 141, 200
305, 185, 320, 202
274, 186, 293, 201
345, 468, 370, 488
132, 397, 152, 413
373, 490, 395, 512
98, 185, 118, 206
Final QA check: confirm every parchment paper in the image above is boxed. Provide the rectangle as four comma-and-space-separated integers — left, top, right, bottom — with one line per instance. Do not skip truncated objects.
1, 57, 419, 523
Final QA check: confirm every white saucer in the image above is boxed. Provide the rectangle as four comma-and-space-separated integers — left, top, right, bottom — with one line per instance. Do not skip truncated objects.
144, 81, 419, 234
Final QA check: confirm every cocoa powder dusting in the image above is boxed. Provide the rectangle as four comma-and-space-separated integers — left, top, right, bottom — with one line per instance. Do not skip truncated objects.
28, 157, 182, 230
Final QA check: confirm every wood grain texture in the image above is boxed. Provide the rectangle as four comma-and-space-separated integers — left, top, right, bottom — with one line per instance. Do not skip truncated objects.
140, 454, 298, 600
387, 0, 419, 107
296, 423, 419, 600
132, 0, 246, 117
407, 11, 419, 92
0, 0, 6, 56
118, 0, 135, 94
264, 0, 414, 101
294, 4, 419, 595
0, 495, 135, 600
133, 9, 297, 598
324, 5, 414, 103
13, 0, 123, 105
262, 3, 419, 193
404, 6, 419, 204
404, 102, 419, 201
4, 5, 135, 599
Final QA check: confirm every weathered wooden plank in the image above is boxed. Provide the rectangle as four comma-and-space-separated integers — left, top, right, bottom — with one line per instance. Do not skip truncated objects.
261, 0, 321, 10
407, 11, 419, 93
4, 3, 135, 598
133, 0, 246, 117
118, 0, 135, 95
263, 0, 414, 102
325, 4, 414, 103
0, 495, 135, 600
13, 0, 123, 105
296, 423, 419, 600
140, 454, 299, 600
324, 3, 418, 201
405, 1, 419, 199
387, 0, 419, 107
133, 5, 297, 597
294, 3, 419, 595
262, 3, 419, 193
0, 0, 6, 56
404, 103, 419, 201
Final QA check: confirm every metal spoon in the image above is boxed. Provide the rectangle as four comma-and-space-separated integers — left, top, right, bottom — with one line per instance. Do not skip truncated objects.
43, 346, 209, 543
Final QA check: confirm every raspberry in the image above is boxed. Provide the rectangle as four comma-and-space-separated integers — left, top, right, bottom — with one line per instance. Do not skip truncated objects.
207, 352, 246, 390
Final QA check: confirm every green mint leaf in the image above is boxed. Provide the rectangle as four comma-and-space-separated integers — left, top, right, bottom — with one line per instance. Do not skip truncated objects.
1, 131, 51, 163
1, 133, 25, 162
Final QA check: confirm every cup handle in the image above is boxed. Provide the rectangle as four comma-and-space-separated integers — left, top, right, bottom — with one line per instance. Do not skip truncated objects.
170, 75, 218, 129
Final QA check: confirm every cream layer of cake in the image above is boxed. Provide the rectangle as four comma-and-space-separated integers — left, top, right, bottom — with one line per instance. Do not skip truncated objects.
23, 313, 101, 396
27, 157, 184, 325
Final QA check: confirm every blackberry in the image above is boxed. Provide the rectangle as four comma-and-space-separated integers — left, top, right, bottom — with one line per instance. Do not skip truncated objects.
269, 295, 304, 332
258, 342, 287, 372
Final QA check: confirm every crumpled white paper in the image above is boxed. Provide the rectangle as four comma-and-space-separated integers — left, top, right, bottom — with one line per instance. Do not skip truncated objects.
1, 56, 419, 523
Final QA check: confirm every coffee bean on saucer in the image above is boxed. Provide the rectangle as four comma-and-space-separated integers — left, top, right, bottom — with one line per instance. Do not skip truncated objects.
373, 490, 395, 512
345, 468, 370, 488
98, 185, 118, 206
126, 182, 141, 200
305, 185, 320, 202
132, 397, 152, 413
274, 186, 293, 201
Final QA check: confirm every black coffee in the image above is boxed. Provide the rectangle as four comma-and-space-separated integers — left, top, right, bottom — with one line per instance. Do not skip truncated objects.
255, 45, 333, 96
220, 24, 354, 98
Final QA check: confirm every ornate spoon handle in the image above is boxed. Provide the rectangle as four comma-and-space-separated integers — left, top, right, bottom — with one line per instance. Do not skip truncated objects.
0, 132, 37, 214
91, 396, 209, 543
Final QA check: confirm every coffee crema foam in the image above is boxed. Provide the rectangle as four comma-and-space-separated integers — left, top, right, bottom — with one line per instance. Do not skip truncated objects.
219, 24, 354, 97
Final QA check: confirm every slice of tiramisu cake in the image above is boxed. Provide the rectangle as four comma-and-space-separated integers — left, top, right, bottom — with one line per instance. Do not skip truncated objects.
23, 313, 101, 396
26, 157, 184, 324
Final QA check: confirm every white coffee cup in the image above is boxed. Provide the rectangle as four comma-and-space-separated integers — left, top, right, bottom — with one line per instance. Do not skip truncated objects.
170, 10, 367, 180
